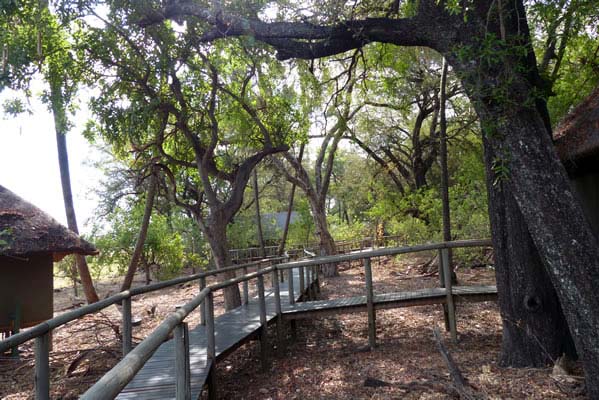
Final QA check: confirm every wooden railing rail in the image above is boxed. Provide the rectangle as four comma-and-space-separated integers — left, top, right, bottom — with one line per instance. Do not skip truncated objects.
80, 239, 491, 400
82, 287, 211, 400
0, 256, 287, 354
274, 239, 492, 270
4, 239, 491, 400
83, 264, 298, 400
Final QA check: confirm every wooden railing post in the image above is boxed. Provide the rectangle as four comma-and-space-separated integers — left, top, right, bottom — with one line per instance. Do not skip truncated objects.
174, 321, 191, 400
364, 258, 376, 349
257, 275, 268, 370
122, 296, 132, 356
287, 268, 295, 305
438, 249, 450, 331
242, 266, 249, 305
317, 263, 321, 290
287, 267, 297, 339
271, 269, 284, 356
441, 248, 458, 342
199, 276, 207, 325
299, 266, 305, 297
206, 291, 217, 400
34, 332, 50, 400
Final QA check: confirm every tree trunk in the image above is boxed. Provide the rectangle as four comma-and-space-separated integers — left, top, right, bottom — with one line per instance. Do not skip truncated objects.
309, 198, 338, 277
278, 182, 296, 256
483, 137, 575, 366
51, 80, 99, 304
203, 218, 241, 310
451, 54, 599, 395
253, 169, 266, 257
278, 145, 305, 255
120, 169, 158, 292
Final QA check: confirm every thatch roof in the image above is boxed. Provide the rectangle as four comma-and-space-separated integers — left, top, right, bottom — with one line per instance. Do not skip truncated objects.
0, 185, 98, 260
554, 86, 599, 167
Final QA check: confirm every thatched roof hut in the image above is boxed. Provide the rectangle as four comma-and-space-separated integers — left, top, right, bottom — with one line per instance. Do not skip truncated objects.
554, 86, 599, 172
0, 185, 97, 261
0, 185, 97, 332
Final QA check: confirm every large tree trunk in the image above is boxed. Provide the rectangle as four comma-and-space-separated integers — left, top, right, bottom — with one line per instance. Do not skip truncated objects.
278, 182, 296, 256
451, 52, 599, 395
120, 170, 158, 292
203, 217, 241, 310
308, 197, 338, 277
51, 80, 99, 304
483, 137, 575, 366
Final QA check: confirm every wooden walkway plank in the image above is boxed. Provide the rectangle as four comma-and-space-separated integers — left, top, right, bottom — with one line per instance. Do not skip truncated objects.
117, 267, 495, 400
117, 268, 307, 400
282, 285, 497, 320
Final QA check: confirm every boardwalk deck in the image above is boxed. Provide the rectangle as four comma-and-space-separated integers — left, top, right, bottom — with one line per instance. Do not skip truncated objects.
117, 273, 496, 399
117, 269, 308, 399
282, 285, 497, 320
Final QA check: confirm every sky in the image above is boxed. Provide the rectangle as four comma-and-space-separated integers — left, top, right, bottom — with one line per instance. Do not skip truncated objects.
0, 84, 102, 234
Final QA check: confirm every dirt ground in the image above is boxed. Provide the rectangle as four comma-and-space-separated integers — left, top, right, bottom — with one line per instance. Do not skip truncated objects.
0, 254, 586, 399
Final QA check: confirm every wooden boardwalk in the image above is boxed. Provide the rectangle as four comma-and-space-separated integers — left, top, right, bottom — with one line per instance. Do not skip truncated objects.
117, 269, 308, 399
283, 285, 497, 319
117, 274, 496, 399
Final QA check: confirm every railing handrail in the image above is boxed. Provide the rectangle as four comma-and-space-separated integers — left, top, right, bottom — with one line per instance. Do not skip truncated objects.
4, 238, 492, 399
81, 238, 492, 399
0, 256, 286, 353
274, 239, 491, 270
82, 287, 212, 399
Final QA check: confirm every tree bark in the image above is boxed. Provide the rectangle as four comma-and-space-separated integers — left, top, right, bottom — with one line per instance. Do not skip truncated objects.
51, 79, 99, 304
278, 144, 305, 255
308, 196, 338, 277
120, 169, 158, 292
482, 149, 575, 366
204, 217, 241, 310
278, 182, 296, 255
451, 51, 599, 393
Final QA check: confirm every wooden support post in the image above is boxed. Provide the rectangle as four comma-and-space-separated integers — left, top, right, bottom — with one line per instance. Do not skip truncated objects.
364, 258, 376, 349
206, 292, 216, 400
287, 268, 295, 305
438, 249, 450, 331
271, 270, 284, 356
441, 248, 458, 342
257, 275, 268, 370
305, 266, 312, 300
10, 304, 21, 358
242, 266, 249, 305
199, 277, 207, 325
34, 332, 50, 400
299, 266, 305, 297
287, 268, 297, 339
174, 321, 191, 400
315, 265, 320, 294
122, 297, 132, 356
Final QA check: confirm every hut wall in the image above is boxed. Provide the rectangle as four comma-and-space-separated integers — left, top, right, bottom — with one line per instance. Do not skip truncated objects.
0, 253, 53, 331
571, 172, 599, 239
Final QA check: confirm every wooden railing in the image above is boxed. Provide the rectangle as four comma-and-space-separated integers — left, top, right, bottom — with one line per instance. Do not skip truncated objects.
0, 256, 289, 399
2, 239, 492, 400
85, 239, 490, 400
229, 235, 403, 262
